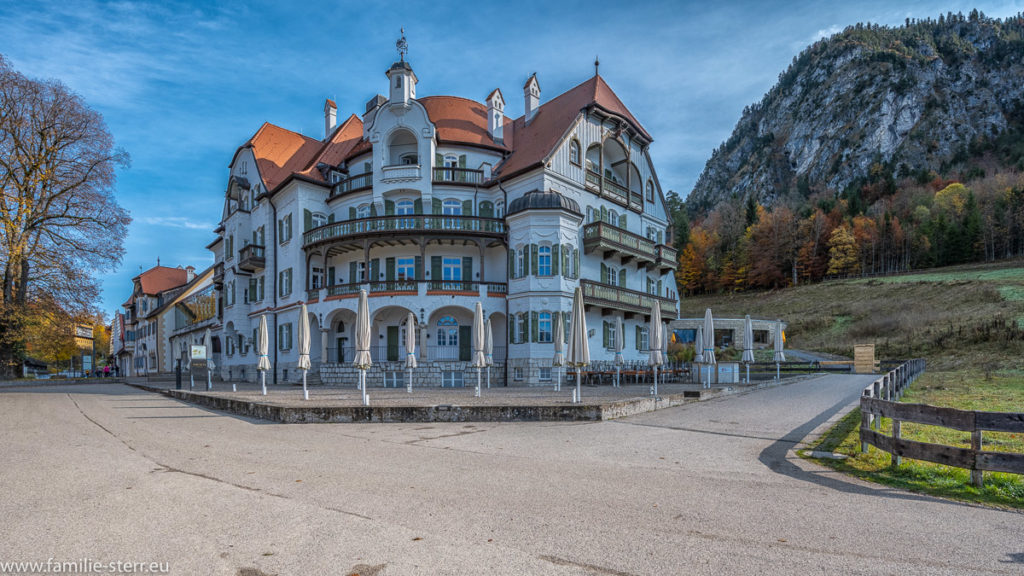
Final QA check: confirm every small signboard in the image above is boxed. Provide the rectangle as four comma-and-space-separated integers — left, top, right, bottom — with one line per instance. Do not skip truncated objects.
82, 355, 92, 371
190, 345, 207, 361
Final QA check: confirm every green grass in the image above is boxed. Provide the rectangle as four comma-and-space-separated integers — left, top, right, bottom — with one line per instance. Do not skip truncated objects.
804, 369, 1024, 509
682, 258, 1024, 370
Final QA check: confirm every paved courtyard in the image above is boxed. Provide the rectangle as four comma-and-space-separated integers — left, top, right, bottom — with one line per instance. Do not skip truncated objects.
1, 375, 1020, 575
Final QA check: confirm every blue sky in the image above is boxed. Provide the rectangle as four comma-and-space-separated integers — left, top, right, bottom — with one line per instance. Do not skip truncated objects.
0, 0, 1020, 317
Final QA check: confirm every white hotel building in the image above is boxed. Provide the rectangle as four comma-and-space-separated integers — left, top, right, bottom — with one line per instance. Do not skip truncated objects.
210, 55, 678, 387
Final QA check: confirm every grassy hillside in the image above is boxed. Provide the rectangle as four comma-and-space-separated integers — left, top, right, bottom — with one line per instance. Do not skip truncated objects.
680, 259, 1024, 370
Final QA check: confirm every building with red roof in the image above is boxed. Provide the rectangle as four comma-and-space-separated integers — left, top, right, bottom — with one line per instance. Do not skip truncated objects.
211, 50, 678, 387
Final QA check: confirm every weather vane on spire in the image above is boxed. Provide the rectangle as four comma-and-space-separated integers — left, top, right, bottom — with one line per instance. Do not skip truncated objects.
594, 55, 600, 76
397, 28, 408, 62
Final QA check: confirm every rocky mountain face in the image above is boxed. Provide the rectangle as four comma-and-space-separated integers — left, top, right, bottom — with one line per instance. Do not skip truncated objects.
689, 12, 1024, 213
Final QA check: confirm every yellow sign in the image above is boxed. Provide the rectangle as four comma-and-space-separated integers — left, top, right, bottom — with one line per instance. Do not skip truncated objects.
190, 345, 207, 361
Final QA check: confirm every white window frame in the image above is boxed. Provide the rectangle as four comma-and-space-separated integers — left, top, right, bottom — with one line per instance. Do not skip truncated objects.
397, 257, 415, 280
538, 245, 552, 276
538, 312, 552, 343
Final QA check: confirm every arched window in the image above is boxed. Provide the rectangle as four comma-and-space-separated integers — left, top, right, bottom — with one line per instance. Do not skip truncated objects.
311, 212, 327, 228
538, 245, 552, 276
646, 180, 655, 202
569, 140, 581, 166
538, 312, 552, 343
437, 316, 459, 347
609, 210, 618, 226
442, 199, 461, 215
356, 204, 370, 219
396, 200, 414, 215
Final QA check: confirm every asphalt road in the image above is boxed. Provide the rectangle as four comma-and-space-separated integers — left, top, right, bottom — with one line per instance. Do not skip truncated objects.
1, 376, 1020, 575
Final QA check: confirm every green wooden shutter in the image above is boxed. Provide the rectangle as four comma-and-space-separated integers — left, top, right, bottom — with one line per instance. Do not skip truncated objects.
603, 322, 609, 349
431, 256, 441, 282
349, 262, 357, 284
387, 326, 399, 361
385, 200, 395, 215
479, 201, 493, 218
564, 312, 571, 343
462, 257, 472, 282
435, 152, 443, 167
386, 257, 395, 282
458, 154, 466, 168
552, 243, 560, 276
657, 280, 662, 296
521, 247, 529, 276
573, 249, 579, 278
432, 198, 442, 214
560, 245, 568, 278
531, 244, 538, 276
508, 251, 514, 279
349, 207, 356, 220
619, 214, 627, 228
248, 278, 257, 302
600, 263, 606, 283
459, 326, 471, 361
287, 214, 293, 240
276, 219, 282, 241
415, 256, 423, 280
509, 318, 515, 344
531, 311, 539, 343
304, 209, 312, 232
414, 198, 423, 214
619, 269, 626, 287
600, 206, 607, 222
328, 213, 335, 223
462, 199, 472, 216
636, 325, 641, 350
328, 266, 335, 286
370, 258, 380, 281
370, 203, 378, 217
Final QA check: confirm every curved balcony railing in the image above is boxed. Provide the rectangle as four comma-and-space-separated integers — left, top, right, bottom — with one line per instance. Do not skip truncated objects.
303, 215, 505, 248
580, 279, 677, 318
381, 164, 421, 182
329, 172, 372, 199
318, 280, 508, 299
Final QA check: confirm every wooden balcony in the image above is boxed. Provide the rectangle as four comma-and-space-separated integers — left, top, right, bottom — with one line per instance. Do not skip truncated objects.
303, 215, 505, 250
580, 280, 677, 319
582, 221, 657, 265
656, 244, 679, 272
329, 172, 372, 200
321, 280, 508, 300
213, 262, 224, 287
432, 167, 484, 185
237, 244, 265, 272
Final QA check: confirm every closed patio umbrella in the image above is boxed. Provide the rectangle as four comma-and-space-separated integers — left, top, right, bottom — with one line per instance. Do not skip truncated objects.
405, 312, 417, 394
614, 316, 624, 388
257, 314, 271, 395
552, 313, 564, 391
566, 286, 590, 403
204, 328, 215, 391
703, 308, 716, 389
742, 314, 755, 384
649, 303, 663, 396
773, 319, 786, 381
297, 303, 312, 400
471, 302, 486, 397
353, 289, 371, 405
693, 324, 704, 384
484, 316, 494, 389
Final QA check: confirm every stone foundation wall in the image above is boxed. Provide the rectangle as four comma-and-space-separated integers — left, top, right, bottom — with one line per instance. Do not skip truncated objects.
319, 361, 507, 388
507, 357, 566, 387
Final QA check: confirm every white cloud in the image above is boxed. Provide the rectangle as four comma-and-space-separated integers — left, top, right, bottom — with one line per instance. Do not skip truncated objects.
138, 216, 215, 231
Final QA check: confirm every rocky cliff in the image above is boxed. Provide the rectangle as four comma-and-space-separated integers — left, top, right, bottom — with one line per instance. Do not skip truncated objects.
689, 12, 1024, 213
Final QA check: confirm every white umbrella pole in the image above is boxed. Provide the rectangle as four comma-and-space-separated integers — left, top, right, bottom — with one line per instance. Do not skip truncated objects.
189, 370, 194, 390
302, 369, 308, 401
616, 366, 620, 388
261, 371, 266, 395
746, 364, 750, 384
776, 362, 780, 381
476, 367, 481, 398
361, 370, 367, 405
207, 368, 212, 391
232, 380, 236, 392
487, 366, 491, 389
407, 368, 412, 394
653, 366, 658, 396
576, 368, 582, 404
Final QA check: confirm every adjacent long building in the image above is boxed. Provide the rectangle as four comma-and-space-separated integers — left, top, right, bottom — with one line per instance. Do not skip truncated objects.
210, 55, 679, 387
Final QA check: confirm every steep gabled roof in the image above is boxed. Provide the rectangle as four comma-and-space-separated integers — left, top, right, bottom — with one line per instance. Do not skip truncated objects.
134, 266, 189, 296
419, 96, 512, 150
245, 123, 323, 191
495, 74, 651, 180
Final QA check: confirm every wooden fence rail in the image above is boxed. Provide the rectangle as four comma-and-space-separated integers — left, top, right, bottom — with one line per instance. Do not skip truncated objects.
860, 359, 1024, 486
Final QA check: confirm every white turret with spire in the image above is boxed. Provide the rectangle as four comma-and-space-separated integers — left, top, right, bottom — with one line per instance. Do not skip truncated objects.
387, 28, 417, 107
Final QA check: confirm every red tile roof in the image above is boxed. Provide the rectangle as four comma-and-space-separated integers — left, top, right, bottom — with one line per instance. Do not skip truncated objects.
135, 266, 189, 296
242, 74, 647, 192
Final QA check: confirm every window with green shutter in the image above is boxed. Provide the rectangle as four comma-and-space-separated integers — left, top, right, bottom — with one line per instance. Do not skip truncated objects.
432, 198, 442, 214
370, 259, 380, 281
462, 199, 472, 216
385, 257, 395, 282
619, 214, 627, 228
458, 326, 471, 361
414, 198, 423, 214
462, 257, 472, 283
370, 203, 378, 217
479, 201, 493, 218
415, 255, 423, 280
430, 256, 441, 282
530, 244, 538, 276
602, 321, 609, 349
435, 152, 443, 167
619, 269, 626, 287
349, 206, 356, 220
349, 262, 357, 284
385, 200, 395, 215
531, 311, 539, 342
328, 266, 335, 286
551, 243, 560, 275
304, 209, 312, 232
635, 325, 641, 350
573, 248, 580, 278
